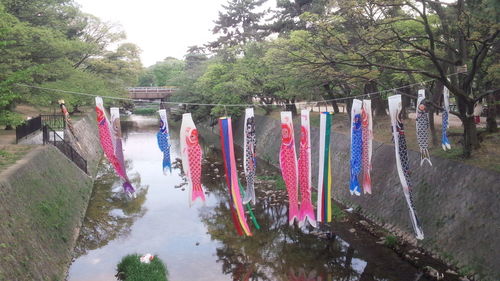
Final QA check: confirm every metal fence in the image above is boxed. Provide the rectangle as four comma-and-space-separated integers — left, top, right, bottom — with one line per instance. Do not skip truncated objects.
43, 125, 87, 174
15, 116, 42, 143
40, 114, 65, 130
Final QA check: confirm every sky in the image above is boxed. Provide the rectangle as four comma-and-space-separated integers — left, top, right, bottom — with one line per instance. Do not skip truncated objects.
75, 0, 229, 66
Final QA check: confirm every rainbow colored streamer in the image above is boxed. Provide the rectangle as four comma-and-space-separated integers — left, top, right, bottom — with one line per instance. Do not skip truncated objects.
219, 117, 253, 236
317, 112, 333, 223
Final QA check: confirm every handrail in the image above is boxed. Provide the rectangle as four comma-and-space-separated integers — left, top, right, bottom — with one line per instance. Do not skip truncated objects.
40, 114, 65, 130
43, 125, 87, 174
15, 116, 42, 143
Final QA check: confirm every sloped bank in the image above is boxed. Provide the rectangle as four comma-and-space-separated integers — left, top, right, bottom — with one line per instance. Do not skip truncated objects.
0, 113, 101, 281
198, 114, 499, 281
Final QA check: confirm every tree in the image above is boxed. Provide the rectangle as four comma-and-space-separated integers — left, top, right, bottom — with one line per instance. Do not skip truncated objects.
0, 1, 143, 128
268, 0, 329, 34
322, 0, 500, 157
290, 0, 498, 157
72, 14, 125, 68
208, 0, 270, 50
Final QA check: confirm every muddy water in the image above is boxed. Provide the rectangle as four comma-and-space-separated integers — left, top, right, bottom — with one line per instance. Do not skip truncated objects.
68, 116, 432, 281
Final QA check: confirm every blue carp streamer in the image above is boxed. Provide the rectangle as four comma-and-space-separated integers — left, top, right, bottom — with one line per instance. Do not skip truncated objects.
350, 113, 363, 196
157, 110, 171, 174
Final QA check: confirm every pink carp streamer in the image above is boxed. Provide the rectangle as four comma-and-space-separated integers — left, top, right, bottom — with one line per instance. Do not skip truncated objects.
361, 100, 373, 194
95, 98, 135, 196
288, 268, 319, 281
280, 111, 299, 225
389, 95, 424, 240
180, 113, 206, 206
219, 117, 252, 236
298, 110, 316, 228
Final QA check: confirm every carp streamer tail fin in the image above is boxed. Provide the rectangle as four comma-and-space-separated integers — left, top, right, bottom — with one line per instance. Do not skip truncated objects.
299, 201, 317, 228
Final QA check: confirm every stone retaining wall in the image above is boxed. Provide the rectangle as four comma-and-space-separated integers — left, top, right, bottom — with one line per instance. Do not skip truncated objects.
199, 114, 499, 281
0, 113, 102, 281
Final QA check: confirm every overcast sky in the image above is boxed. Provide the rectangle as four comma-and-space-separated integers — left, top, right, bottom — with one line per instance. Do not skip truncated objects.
75, 0, 229, 66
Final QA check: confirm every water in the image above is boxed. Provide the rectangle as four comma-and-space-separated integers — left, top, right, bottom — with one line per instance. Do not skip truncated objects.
68, 115, 433, 281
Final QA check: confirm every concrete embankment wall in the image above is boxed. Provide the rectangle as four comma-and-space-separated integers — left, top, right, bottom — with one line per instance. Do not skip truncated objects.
199, 114, 499, 281
65, 112, 102, 178
0, 113, 101, 281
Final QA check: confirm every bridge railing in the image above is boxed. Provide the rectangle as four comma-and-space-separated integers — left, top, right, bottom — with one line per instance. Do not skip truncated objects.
126, 87, 178, 92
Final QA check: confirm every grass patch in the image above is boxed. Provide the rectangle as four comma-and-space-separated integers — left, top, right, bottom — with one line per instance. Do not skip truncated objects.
275, 177, 286, 190
332, 204, 346, 220
116, 254, 168, 281
36, 198, 70, 242
133, 108, 158, 115
255, 174, 286, 190
384, 235, 398, 247
0, 146, 33, 173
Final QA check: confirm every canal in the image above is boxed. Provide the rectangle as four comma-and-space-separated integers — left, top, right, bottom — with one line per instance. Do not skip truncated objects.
68, 115, 439, 281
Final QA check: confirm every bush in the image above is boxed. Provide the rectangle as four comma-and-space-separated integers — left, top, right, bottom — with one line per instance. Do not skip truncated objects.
116, 254, 168, 281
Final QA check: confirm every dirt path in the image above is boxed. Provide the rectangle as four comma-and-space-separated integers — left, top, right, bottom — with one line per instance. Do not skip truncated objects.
0, 130, 16, 145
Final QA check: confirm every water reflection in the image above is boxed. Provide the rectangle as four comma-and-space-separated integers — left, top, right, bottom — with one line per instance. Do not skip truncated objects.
73, 159, 147, 257
197, 129, 431, 281
70, 116, 433, 281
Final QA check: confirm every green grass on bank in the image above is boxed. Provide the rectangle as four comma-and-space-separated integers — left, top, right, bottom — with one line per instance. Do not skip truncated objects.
116, 254, 168, 281
0, 145, 33, 173
133, 108, 158, 115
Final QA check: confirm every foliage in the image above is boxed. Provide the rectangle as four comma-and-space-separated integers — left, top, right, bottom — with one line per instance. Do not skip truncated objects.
116, 254, 168, 281
163, 0, 498, 158
331, 204, 345, 220
0, 1, 142, 127
384, 235, 398, 248
138, 57, 184, 87
133, 107, 158, 115
208, 0, 269, 50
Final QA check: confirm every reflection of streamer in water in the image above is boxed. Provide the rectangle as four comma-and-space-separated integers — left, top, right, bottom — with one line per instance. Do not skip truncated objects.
232, 263, 254, 281
288, 268, 319, 281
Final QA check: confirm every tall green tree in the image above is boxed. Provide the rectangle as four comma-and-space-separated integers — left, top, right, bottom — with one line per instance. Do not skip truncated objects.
209, 0, 270, 50
0, 1, 143, 128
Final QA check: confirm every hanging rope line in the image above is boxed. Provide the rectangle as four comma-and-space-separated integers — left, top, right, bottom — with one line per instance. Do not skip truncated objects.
14, 72, 466, 107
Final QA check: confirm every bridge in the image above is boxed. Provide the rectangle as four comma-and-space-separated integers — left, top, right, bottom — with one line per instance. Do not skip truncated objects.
127, 87, 178, 100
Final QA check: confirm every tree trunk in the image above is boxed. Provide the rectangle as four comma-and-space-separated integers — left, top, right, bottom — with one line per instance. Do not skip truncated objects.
400, 86, 413, 119
365, 81, 386, 117
260, 96, 274, 115
486, 93, 498, 133
323, 83, 340, 113
371, 93, 386, 117
285, 99, 297, 115
428, 83, 444, 146
462, 116, 478, 158
346, 99, 353, 119
329, 101, 340, 113
457, 94, 479, 157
